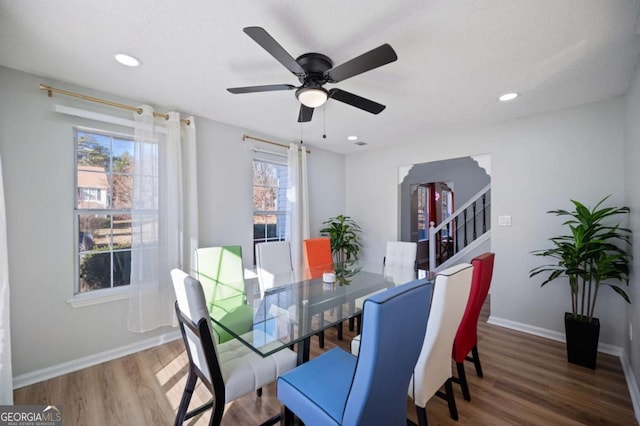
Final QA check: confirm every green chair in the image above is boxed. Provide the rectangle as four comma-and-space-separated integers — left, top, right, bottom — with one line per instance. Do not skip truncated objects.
192, 246, 253, 343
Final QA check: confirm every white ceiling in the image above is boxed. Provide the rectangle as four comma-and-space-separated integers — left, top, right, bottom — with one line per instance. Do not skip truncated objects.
1, 0, 639, 154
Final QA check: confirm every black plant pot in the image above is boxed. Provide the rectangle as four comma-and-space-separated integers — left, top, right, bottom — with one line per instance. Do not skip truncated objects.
564, 312, 600, 369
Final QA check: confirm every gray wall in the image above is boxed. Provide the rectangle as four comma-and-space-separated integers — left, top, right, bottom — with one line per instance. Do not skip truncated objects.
624, 59, 640, 395
0, 65, 345, 378
194, 121, 346, 264
399, 156, 491, 241
346, 97, 628, 349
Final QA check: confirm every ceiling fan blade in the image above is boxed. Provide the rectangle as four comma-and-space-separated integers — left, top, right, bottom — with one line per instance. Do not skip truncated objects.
329, 88, 386, 114
325, 44, 397, 83
298, 104, 314, 122
227, 84, 296, 94
243, 27, 306, 77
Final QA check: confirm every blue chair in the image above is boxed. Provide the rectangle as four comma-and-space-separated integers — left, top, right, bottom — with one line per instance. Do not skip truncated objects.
277, 279, 432, 426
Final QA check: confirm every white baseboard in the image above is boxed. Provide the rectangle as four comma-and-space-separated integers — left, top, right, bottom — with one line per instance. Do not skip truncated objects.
487, 315, 622, 355
620, 352, 640, 424
488, 315, 639, 422
13, 330, 181, 389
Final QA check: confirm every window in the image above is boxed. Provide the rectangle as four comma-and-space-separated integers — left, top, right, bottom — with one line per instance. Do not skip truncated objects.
75, 129, 136, 293
252, 159, 289, 263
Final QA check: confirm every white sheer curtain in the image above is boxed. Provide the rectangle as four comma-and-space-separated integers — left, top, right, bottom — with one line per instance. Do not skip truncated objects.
0, 155, 12, 404
286, 143, 310, 279
128, 106, 199, 332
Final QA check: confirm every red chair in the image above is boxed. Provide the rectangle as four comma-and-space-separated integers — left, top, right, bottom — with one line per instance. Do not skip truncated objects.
451, 252, 495, 401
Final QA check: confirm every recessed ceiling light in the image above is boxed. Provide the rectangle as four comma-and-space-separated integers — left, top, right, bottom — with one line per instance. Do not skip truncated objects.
347, 135, 358, 141
498, 92, 519, 102
114, 53, 140, 67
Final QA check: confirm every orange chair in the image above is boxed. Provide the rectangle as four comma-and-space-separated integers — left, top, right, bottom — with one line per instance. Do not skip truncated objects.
303, 237, 333, 279
302, 237, 337, 346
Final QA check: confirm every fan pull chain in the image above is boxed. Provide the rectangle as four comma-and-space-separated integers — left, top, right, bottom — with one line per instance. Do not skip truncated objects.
300, 122, 303, 144
323, 104, 327, 139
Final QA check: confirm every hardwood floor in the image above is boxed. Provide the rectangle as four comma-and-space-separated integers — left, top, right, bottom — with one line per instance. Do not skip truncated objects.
14, 300, 638, 425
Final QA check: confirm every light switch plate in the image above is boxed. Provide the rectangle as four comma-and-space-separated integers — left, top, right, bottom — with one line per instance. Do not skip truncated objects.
498, 215, 511, 226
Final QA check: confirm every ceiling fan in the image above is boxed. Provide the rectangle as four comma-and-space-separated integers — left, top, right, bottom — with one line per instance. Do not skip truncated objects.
227, 27, 398, 122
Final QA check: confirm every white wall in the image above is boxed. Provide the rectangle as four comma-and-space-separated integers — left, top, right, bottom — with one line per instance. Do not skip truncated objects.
0, 65, 345, 379
346, 98, 628, 347
195, 120, 345, 267
624, 59, 640, 394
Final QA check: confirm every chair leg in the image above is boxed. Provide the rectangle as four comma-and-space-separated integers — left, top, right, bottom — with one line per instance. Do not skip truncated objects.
472, 345, 483, 377
317, 312, 325, 348
282, 405, 295, 426
175, 370, 197, 425
444, 378, 458, 421
456, 362, 471, 401
349, 317, 355, 331
210, 403, 224, 426
336, 306, 344, 340
415, 405, 428, 426
355, 313, 362, 335
259, 413, 281, 426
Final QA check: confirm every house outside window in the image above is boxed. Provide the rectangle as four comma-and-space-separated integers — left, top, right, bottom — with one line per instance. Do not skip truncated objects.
252, 159, 289, 263
75, 128, 137, 293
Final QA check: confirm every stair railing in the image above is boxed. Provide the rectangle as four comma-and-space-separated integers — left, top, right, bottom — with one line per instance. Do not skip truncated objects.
429, 183, 491, 271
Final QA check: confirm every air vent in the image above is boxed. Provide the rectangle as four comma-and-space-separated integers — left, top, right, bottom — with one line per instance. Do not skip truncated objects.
354, 141, 367, 146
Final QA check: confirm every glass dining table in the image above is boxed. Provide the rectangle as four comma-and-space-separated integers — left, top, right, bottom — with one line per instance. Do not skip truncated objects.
208, 261, 428, 365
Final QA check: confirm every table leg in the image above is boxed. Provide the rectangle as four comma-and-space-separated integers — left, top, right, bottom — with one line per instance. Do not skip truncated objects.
297, 337, 311, 365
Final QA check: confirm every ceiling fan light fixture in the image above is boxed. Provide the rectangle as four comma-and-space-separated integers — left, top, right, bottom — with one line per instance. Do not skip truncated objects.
296, 86, 328, 108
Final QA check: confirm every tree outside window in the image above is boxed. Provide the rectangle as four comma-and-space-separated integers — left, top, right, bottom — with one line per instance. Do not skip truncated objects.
252, 159, 289, 263
75, 130, 139, 293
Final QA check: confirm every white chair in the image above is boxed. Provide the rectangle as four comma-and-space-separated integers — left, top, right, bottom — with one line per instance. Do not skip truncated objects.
255, 241, 297, 339
383, 264, 418, 286
256, 241, 294, 293
350, 241, 418, 334
409, 263, 473, 426
171, 269, 297, 425
384, 240, 417, 269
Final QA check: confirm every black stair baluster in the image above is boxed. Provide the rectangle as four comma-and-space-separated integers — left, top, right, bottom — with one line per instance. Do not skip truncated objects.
455, 216, 459, 253
463, 210, 468, 247
482, 193, 487, 233
472, 201, 477, 241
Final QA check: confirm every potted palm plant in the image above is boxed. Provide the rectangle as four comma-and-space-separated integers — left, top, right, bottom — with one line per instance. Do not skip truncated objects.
320, 215, 362, 263
529, 196, 631, 369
